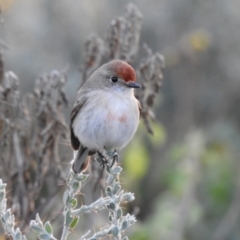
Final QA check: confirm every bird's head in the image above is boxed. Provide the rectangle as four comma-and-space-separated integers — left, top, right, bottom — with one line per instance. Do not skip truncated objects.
87, 60, 141, 92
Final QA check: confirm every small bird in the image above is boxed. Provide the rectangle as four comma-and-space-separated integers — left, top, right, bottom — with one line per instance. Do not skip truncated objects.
70, 60, 141, 173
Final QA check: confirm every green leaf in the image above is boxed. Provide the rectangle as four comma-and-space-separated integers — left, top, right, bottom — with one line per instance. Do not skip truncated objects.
44, 222, 52, 234
70, 217, 79, 229
71, 198, 77, 208
72, 181, 81, 192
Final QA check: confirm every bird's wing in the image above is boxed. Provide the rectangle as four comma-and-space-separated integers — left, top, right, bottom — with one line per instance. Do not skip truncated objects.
70, 96, 87, 150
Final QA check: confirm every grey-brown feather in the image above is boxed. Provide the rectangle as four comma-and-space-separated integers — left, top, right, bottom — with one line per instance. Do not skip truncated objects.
70, 96, 87, 150
69, 65, 111, 151
70, 96, 91, 173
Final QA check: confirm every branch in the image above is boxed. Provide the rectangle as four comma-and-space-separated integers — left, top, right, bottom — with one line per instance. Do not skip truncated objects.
0, 179, 27, 240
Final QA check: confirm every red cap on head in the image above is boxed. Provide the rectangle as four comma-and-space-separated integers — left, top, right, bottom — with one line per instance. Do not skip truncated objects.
109, 60, 136, 82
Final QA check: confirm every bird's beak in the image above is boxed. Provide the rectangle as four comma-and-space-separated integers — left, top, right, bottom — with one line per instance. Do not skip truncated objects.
126, 81, 141, 88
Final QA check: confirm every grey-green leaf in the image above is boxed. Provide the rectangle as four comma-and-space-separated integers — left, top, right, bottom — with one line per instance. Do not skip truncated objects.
111, 166, 122, 175
44, 222, 53, 234
107, 202, 116, 211
38, 233, 52, 240
121, 221, 128, 230
117, 208, 122, 219
111, 226, 119, 236
106, 186, 112, 197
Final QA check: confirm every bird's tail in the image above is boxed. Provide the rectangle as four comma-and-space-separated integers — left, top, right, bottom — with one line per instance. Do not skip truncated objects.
72, 146, 90, 173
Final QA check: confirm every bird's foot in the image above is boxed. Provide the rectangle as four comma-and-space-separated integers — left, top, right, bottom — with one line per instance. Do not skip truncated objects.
96, 151, 108, 168
105, 149, 118, 167
110, 150, 118, 167
95, 149, 118, 168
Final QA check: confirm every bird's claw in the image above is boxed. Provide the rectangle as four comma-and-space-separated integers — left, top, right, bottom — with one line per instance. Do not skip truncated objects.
96, 151, 107, 168
96, 150, 118, 168
110, 151, 118, 167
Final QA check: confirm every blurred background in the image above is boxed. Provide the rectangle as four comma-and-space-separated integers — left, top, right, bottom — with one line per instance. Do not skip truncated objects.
1, 0, 240, 239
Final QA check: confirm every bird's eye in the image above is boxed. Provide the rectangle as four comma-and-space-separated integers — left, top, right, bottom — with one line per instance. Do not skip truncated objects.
111, 76, 118, 83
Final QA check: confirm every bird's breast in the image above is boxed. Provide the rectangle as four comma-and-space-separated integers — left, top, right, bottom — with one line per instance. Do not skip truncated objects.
107, 111, 128, 123
73, 90, 139, 150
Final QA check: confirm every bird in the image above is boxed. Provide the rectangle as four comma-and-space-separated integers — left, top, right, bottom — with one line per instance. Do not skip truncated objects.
70, 59, 141, 173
